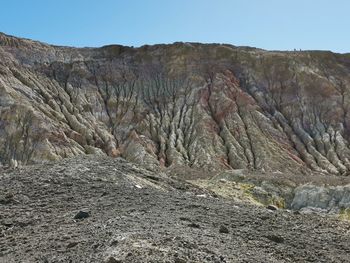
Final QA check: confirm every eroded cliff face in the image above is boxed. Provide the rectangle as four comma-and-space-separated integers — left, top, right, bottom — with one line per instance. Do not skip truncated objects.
1, 33, 350, 176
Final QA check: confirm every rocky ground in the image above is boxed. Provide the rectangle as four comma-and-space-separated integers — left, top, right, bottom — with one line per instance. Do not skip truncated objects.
1, 156, 350, 263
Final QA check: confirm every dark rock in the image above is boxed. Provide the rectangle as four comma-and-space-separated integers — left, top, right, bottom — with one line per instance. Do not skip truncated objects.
188, 222, 200, 228
266, 234, 284, 243
110, 240, 119, 246
16, 220, 32, 227
106, 256, 122, 263
0, 193, 15, 205
67, 242, 78, 249
260, 215, 270, 220
74, 210, 90, 220
219, 225, 229, 234
266, 205, 278, 211
2, 221, 13, 228
101, 192, 109, 197
145, 175, 160, 181
219, 255, 226, 262
93, 243, 100, 249
174, 257, 187, 263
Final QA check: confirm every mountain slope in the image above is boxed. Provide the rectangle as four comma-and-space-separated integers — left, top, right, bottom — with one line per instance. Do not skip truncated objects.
1, 33, 350, 176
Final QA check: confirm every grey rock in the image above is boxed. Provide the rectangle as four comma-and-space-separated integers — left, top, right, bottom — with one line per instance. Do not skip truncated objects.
291, 184, 350, 211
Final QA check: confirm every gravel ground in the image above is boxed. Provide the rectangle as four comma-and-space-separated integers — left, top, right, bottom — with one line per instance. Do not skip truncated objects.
1, 156, 350, 263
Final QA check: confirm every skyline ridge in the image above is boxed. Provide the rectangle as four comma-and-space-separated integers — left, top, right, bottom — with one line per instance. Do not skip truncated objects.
1, 31, 349, 55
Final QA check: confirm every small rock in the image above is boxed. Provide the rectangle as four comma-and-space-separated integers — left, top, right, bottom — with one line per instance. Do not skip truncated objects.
0, 198, 12, 205
260, 215, 269, 220
0, 193, 16, 205
188, 222, 200, 228
5, 193, 14, 199
110, 240, 119, 246
93, 243, 100, 249
67, 242, 78, 249
106, 256, 122, 263
174, 257, 187, 263
266, 234, 284, 243
266, 205, 278, 211
2, 221, 13, 228
134, 184, 142, 189
219, 255, 226, 262
219, 225, 229, 234
74, 210, 90, 220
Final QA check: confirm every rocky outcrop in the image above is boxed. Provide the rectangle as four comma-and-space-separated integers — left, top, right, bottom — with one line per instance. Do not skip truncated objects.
291, 184, 350, 212
191, 168, 350, 213
1, 33, 350, 176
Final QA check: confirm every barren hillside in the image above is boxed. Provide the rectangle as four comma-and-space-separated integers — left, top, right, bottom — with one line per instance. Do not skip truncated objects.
1, 33, 350, 176
1, 34, 350, 262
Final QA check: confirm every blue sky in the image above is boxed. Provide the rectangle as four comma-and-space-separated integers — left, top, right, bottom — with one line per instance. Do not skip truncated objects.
1, 0, 349, 53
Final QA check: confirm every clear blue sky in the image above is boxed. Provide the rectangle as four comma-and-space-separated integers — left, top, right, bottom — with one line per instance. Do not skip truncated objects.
1, 0, 349, 53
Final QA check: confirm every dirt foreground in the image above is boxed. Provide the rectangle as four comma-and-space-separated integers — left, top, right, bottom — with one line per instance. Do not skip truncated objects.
1, 156, 350, 262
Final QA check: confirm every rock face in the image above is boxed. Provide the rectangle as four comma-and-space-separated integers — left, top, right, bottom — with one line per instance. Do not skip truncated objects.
1, 33, 350, 176
291, 184, 350, 212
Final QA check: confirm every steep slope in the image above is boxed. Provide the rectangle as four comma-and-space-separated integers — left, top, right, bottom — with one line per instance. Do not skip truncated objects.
1, 33, 350, 176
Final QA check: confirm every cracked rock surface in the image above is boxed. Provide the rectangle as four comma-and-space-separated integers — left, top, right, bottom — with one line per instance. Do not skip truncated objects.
1, 156, 350, 263
1, 33, 350, 177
